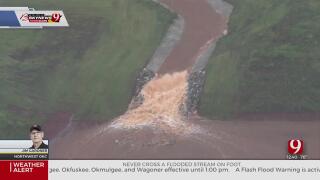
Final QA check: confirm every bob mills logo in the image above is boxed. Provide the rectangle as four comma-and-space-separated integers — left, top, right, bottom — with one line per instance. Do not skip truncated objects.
287, 139, 307, 160
20, 13, 62, 23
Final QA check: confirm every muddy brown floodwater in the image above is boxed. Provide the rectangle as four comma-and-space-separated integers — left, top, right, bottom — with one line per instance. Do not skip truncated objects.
158, 0, 226, 74
50, 0, 320, 159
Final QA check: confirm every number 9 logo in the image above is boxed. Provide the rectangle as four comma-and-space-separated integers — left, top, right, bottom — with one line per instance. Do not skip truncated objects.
52, 13, 61, 22
288, 140, 303, 155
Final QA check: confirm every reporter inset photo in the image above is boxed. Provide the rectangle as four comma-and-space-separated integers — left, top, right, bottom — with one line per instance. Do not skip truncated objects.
29, 124, 48, 149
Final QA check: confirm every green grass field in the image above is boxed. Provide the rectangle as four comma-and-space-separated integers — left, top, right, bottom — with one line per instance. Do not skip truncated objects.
199, 0, 320, 119
0, 0, 175, 138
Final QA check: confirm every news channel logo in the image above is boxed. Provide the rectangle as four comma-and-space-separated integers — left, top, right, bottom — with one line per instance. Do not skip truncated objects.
286, 139, 307, 160
20, 12, 62, 23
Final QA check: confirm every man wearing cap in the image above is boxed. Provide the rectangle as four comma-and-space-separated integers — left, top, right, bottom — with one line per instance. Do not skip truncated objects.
29, 124, 48, 149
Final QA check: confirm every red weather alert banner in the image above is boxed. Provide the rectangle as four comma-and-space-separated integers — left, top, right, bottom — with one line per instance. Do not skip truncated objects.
0, 160, 48, 180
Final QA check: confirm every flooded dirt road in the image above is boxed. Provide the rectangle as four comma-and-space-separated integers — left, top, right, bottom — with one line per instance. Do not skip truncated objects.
50, 115, 320, 159
158, 0, 226, 74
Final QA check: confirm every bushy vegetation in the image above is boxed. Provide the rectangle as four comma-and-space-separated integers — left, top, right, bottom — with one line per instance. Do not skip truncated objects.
200, 0, 320, 118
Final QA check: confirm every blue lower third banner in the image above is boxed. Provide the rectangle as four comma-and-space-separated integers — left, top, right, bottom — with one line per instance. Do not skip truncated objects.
0, 11, 20, 27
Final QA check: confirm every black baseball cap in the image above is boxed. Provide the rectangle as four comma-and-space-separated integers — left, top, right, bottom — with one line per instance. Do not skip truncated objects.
30, 124, 42, 132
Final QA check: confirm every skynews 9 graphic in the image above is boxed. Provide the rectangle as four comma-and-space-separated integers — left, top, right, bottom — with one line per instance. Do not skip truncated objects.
0, 7, 68, 28
20, 12, 62, 23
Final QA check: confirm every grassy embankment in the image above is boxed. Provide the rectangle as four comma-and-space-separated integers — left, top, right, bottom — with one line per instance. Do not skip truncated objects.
199, 0, 320, 118
0, 0, 175, 138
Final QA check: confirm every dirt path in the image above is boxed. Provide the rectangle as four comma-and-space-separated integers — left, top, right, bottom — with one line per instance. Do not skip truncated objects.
158, 0, 227, 74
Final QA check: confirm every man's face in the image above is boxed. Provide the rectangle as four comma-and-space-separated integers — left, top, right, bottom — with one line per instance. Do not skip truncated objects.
30, 130, 44, 143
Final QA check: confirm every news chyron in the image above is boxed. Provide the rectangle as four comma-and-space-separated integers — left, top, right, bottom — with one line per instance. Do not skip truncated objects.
0, 140, 49, 160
